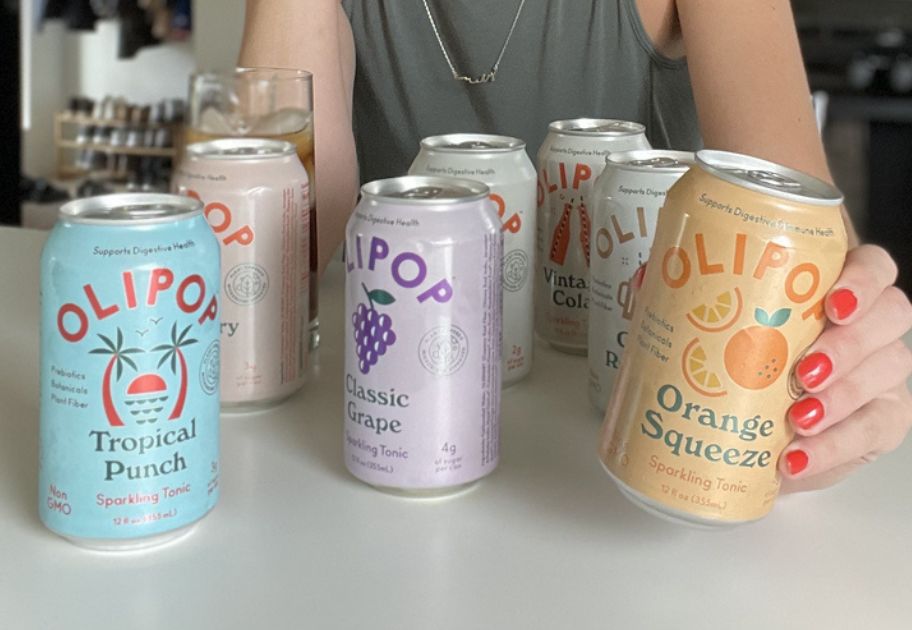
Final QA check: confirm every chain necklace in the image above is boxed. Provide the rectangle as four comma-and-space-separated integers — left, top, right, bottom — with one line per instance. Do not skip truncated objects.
421, 0, 527, 85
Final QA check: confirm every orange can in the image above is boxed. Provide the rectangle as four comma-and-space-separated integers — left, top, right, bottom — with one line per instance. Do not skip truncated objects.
597, 150, 847, 526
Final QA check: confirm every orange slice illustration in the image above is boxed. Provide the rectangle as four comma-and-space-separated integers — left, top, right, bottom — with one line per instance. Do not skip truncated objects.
682, 337, 727, 398
686, 287, 743, 333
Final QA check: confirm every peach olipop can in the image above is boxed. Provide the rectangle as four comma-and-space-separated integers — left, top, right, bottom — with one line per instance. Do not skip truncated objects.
588, 150, 694, 412
535, 119, 650, 354
173, 138, 310, 410
39, 194, 221, 550
598, 150, 846, 526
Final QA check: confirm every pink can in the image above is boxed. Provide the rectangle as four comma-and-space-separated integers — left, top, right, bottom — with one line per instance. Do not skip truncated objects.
343, 176, 502, 496
173, 139, 310, 410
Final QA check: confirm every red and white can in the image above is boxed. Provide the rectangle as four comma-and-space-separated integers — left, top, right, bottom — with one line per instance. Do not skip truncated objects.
173, 138, 310, 410
536, 119, 650, 354
409, 134, 536, 386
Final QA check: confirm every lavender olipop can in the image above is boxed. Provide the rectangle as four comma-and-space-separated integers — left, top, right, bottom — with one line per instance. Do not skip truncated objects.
40, 194, 221, 550
343, 176, 502, 496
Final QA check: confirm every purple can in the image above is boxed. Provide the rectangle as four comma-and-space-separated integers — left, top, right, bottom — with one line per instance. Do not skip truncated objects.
343, 176, 502, 496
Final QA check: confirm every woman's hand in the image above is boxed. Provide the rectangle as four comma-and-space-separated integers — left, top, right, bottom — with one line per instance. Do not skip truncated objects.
780, 245, 912, 492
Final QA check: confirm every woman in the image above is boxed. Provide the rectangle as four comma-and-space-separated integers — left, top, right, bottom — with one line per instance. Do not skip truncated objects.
239, 0, 912, 493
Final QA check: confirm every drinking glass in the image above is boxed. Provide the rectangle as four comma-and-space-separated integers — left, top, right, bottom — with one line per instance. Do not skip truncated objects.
187, 68, 319, 350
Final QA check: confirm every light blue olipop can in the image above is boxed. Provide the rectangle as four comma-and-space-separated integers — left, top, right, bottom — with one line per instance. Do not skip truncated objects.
40, 194, 221, 551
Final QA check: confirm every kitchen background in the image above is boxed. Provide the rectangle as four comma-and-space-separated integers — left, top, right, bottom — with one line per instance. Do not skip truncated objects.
0, 0, 910, 292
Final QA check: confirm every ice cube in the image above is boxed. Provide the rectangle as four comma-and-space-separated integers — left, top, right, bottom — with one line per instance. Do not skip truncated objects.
250, 108, 313, 136
197, 106, 250, 135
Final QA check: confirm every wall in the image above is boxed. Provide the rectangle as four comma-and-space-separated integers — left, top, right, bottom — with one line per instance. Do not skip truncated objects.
21, 21, 66, 177
21, 0, 246, 178
194, 0, 245, 72
71, 21, 195, 103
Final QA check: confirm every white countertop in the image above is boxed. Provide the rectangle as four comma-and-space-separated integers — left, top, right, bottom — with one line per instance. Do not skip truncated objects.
1, 225, 910, 629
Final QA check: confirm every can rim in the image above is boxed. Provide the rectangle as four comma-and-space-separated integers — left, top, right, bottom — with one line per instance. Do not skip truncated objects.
59, 193, 203, 225
419, 133, 526, 153
696, 150, 843, 206
605, 149, 696, 172
185, 138, 297, 160
361, 176, 490, 204
548, 118, 646, 137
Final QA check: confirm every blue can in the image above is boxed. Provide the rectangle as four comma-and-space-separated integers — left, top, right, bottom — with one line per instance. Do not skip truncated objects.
40, 194, 221, 551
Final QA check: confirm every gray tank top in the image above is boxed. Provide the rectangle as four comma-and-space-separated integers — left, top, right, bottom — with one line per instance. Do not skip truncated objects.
341, 0, 701, 183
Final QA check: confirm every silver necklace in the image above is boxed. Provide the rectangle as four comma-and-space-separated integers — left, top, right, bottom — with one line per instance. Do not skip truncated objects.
421, 0, 527, 84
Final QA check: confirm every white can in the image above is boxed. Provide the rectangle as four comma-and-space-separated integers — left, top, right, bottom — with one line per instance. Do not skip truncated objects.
173, 139, 310, 410
588, 150, 694, 411
343, 176, 502, 496
409, 134, 536, 385
536, 119, 650, 354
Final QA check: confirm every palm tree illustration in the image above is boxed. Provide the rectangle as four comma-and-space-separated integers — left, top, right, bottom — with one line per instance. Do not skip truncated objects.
152, 323, 198, 420
89, 328, 143, 427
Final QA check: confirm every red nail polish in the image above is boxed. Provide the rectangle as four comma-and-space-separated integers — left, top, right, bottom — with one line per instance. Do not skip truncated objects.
786, 449, 809, 475
828, 288, 858, 321
789, 397, 825, 430
797, 352, 833, 389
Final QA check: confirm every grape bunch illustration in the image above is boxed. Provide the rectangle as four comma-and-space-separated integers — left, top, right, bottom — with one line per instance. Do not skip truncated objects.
352, 283, 397, 374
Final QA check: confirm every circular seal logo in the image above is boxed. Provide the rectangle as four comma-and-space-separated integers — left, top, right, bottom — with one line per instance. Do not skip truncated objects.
225, 264, 269, 305
418, 325, 469, 376
199, 340, 220, 395
502, 249, 529, 292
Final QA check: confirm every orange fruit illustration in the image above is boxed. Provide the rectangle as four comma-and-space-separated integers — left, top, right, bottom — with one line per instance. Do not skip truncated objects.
686, 287, 743, 333
682, 337, 727, 397
724, 307, 791, 390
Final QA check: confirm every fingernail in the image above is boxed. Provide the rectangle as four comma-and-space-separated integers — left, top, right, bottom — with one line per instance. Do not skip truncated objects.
828, 288, 858, 321
789, 397, 825, 430
797, 352, 833, 389
786, 449, 809, 475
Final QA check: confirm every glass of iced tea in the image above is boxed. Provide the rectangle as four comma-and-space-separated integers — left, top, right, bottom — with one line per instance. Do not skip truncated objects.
186, 68, 319, 350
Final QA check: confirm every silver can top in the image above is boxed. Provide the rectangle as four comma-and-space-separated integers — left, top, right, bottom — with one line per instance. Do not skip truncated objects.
697, 150, 843, 205
362, 176, 490, 204
420, 133, 526, 153
608, 149, 695, 172
59, 193, 203, 225
549, 118, 646, 137
185, 138, 297, 160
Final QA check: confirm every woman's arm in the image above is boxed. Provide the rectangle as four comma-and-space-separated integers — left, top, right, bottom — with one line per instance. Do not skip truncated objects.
675, 0, 912, 491
239, 0, 359, 275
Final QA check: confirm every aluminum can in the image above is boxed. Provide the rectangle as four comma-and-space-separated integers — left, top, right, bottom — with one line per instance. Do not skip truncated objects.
536, 119, 650, 354
173, 139, 310, 410
343, 176, 502, 495
588, 150, 695, 411
598, 150, 847, 526
409, 133, 535, 386
39, 193, 221, 550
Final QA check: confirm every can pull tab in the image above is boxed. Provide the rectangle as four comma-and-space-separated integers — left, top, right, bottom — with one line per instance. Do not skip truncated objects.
572, 122, 638, 133
223, 147, 271, 157
747, 170, 802, 189
446, 141, 496, 150
629, 157, 683, 168
400, 186, 444, 199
